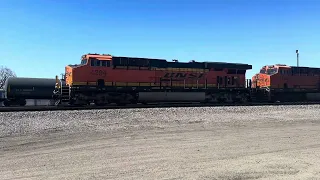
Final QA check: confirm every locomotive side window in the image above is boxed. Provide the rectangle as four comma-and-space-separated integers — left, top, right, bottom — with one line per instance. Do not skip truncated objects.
81, 59, 87, 65
95, 60, 99, 66
90, 59, 102, 66
91, 59, 95, 66
280, 69, 288, 75
96, 60, 111, 67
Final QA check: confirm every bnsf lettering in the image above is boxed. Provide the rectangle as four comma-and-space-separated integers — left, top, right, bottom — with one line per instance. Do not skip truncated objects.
91, 70, 107, 77
164, 73, 206, 79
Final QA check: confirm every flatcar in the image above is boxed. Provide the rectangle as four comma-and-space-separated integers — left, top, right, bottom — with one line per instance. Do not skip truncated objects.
53, 53, 253, 105
252, 64, 320, 102
3, 77, 57, 106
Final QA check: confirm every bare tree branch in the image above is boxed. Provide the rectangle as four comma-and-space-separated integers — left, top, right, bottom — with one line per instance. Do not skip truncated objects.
0, 66, 16, 89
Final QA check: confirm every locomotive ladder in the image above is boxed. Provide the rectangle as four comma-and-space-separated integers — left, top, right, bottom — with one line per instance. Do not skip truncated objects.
60, 85, 71, 103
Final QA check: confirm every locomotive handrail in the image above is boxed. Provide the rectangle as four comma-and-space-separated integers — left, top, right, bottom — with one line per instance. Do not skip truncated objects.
266, 87, 270, 92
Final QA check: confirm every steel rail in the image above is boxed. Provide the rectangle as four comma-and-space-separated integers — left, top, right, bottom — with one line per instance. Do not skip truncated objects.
1, 101, 320, 112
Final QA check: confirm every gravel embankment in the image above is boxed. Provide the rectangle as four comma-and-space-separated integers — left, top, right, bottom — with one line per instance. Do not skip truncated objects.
1, 105, 320, 179
1, 105, 318, 138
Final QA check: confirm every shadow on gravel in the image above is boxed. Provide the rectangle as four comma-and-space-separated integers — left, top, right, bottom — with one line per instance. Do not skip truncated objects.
208, 166, 299, 180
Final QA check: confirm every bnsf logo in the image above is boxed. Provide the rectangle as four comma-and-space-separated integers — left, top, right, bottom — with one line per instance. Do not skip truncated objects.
164, 73, 205, 79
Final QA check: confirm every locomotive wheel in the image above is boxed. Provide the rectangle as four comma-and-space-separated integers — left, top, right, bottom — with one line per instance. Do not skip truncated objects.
94, 102, 107, 106
129, 99, 138, 104
3, 100, 10, 107
240, 96, 248, 104
19, 99, 27, 106
116, 101, 127, 106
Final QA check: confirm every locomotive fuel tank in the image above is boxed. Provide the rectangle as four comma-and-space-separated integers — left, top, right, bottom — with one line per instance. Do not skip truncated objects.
306, 93, 320, 101
4, 77, 57, 106
137, 92, 206, 103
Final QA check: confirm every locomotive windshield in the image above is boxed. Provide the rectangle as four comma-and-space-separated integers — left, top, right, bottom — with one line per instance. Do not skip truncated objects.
259, 67, 278, 75
266, 68, 278, 75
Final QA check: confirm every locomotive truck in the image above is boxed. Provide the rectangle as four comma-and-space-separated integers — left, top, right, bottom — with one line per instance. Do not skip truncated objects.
53, 53, 253, 106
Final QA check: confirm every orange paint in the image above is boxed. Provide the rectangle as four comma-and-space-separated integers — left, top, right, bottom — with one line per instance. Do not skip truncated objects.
252, 64, 320, 89
64, 54, 249, 88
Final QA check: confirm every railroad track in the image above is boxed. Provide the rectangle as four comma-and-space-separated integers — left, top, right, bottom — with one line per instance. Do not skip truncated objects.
1, 101, 320, 112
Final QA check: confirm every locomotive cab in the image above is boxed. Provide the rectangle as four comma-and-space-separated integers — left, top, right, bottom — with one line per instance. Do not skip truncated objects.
252, 65, 279, 89
63, 54, 112, 86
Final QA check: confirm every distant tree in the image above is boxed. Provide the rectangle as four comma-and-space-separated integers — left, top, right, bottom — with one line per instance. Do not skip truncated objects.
0, 66, 16, 89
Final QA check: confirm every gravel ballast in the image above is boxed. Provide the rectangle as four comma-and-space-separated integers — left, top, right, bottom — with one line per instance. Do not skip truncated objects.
1, 105, 320, 179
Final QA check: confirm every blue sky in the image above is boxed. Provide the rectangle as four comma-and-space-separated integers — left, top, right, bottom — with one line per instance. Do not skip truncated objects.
1, 0, 319, 79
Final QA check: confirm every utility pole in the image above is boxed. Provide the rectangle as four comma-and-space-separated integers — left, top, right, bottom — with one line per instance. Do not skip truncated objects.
296, 50, 299, 67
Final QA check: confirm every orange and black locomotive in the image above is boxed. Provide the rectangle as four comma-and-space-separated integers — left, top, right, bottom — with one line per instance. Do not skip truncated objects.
53, 53, 252, 105
252, 64, 320, 102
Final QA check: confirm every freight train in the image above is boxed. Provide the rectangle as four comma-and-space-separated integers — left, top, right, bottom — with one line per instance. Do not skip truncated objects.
1, 53, 319, 107
1, 77, 57, 106
51, 53, 320, 106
